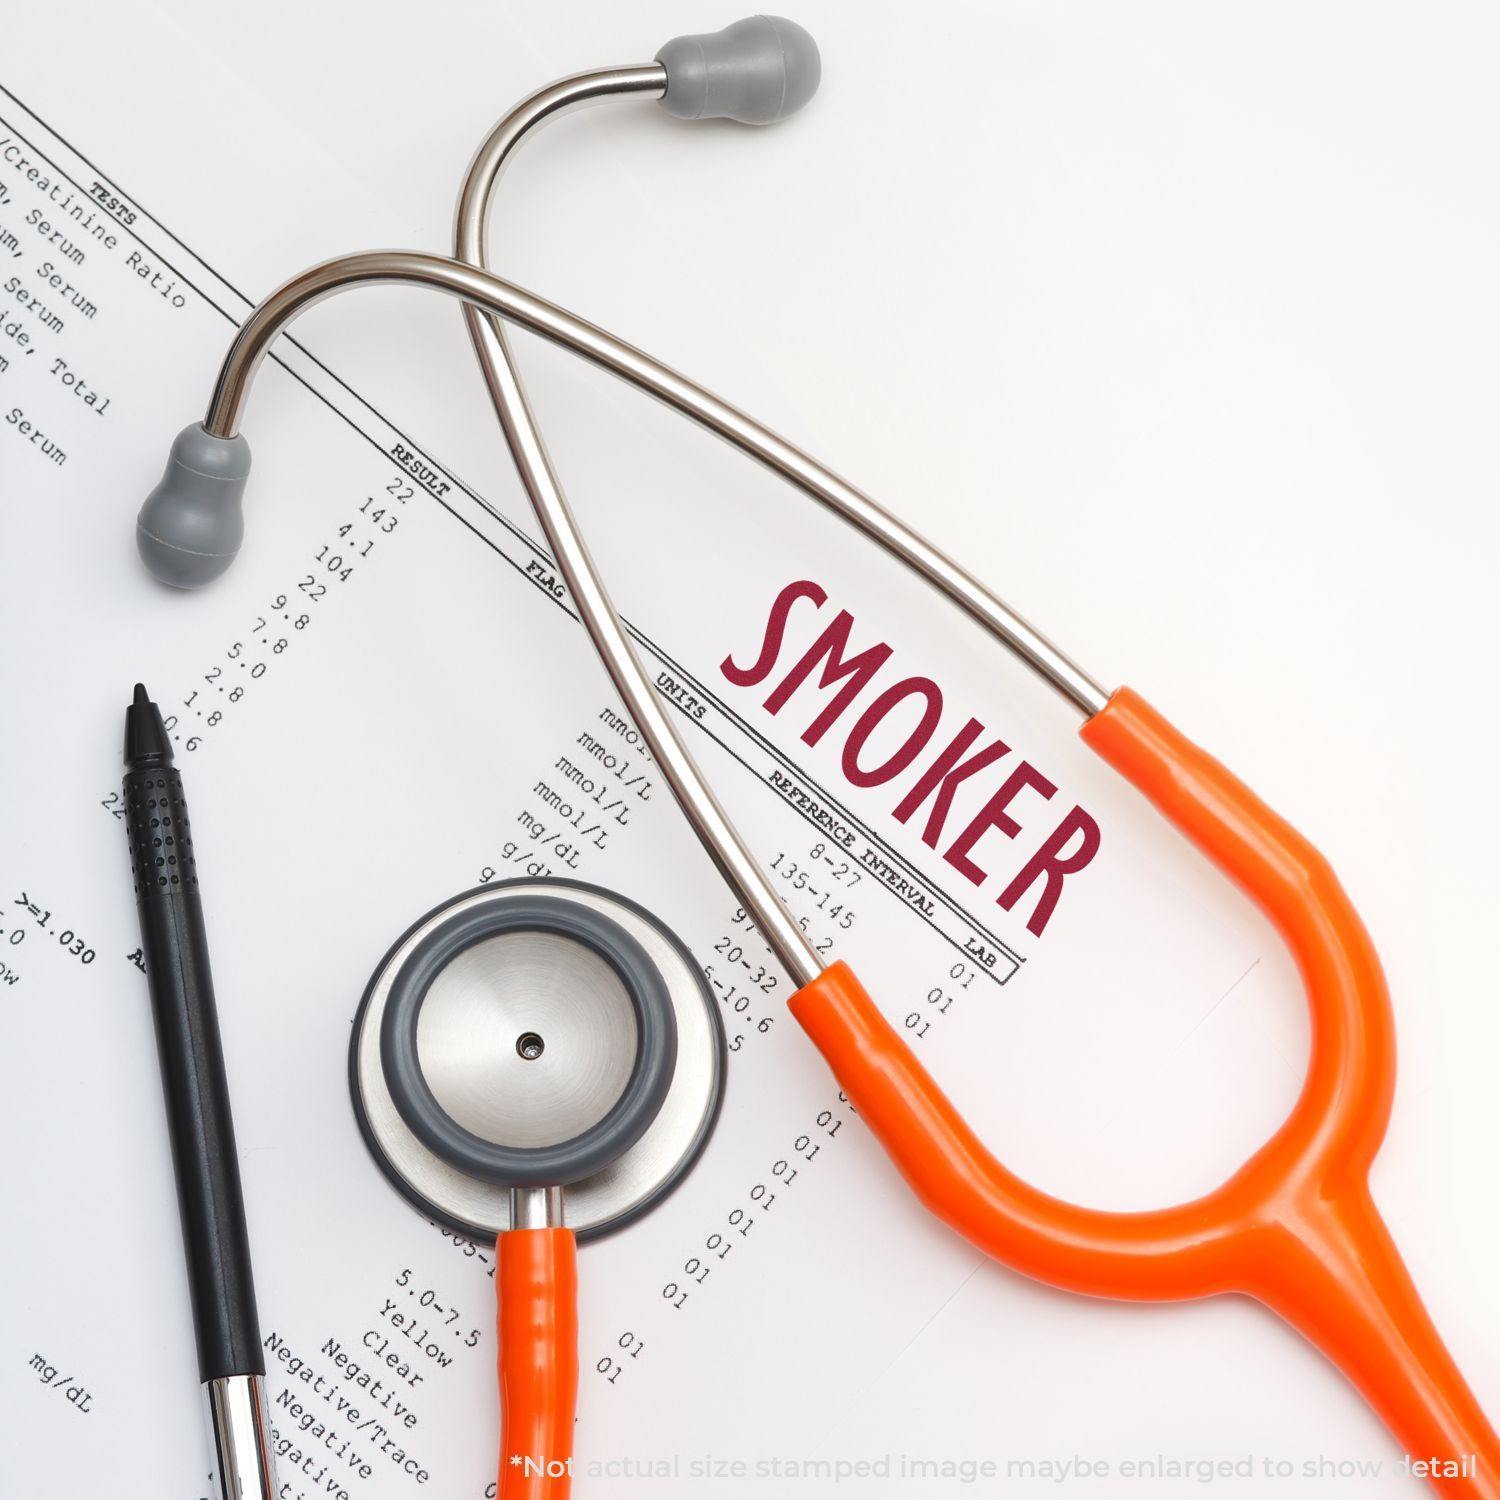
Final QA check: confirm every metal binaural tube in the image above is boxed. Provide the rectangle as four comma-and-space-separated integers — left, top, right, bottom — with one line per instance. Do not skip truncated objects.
198, 241, 1113, 727
452, 70, 1108, 715
451, 63, 1105, 978
198, 239, 1110, 975
454, 67, 825, 987
456, 64, 668, 230
199, 244, 818, 983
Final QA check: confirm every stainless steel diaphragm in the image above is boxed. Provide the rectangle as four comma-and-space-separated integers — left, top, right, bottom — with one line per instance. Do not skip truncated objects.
350, 879, 724, 1241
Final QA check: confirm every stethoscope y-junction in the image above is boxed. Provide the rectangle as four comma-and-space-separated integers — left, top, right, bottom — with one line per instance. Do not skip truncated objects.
133, 16, 1499, 1499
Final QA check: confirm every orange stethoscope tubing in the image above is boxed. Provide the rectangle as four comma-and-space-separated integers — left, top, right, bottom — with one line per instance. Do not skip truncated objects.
792, 688, 1499, 1497
488, 689, 1498, 1500
497, 1229, 578, 1500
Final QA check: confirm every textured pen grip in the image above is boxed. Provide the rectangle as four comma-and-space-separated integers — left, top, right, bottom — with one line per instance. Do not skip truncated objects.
125, 764, 199, 897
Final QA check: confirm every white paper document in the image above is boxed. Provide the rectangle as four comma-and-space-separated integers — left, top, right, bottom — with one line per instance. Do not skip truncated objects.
2, 8, 1494, 1499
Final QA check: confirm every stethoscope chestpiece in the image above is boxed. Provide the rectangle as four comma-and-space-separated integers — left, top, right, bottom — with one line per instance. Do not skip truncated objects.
350, 879, 725, 1241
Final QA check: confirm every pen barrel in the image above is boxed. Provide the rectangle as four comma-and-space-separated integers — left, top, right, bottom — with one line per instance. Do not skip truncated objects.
126, 762, 264, 1383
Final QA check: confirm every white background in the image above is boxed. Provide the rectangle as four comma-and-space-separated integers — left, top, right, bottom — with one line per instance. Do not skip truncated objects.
12, 0, 1500, 1493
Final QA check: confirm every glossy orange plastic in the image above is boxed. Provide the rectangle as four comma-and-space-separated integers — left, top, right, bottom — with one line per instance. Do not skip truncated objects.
497, 1227, 578, 1500
790, 687, 1498, 1496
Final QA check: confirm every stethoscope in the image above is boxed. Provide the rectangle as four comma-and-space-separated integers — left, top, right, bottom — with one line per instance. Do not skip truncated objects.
132, 16, 1498, 1498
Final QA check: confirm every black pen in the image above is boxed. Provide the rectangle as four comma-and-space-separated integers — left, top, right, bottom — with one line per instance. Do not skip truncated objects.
124, 684, 276, 1500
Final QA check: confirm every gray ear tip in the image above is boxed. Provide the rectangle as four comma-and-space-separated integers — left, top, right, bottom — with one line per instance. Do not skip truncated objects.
168, 421, 252, 477
657, 14, 821, 125
136, 422, 251, 588
760, 15, 821, 118
135, 521, 241, 589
